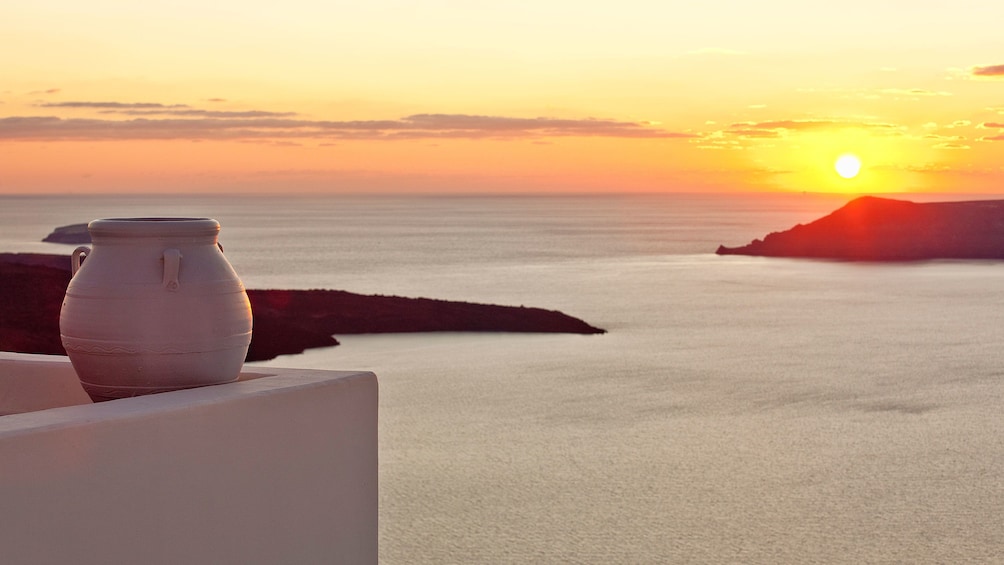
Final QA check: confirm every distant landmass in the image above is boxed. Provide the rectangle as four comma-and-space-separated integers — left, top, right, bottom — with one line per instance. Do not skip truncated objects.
42, 223, 91, 244
0, 252, 604, 362
716, 196, 1004, 261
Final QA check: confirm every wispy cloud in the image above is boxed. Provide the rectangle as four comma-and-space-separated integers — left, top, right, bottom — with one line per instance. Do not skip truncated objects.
972, 64, 1004, 77
725, 128, 781, 138
735, 119, 899, 130
1, 112, 692, 141
878, 88, 952, 97
977, 120, 1004, 141
106, 109, 299, 118
37, 101, 297, 118
795, 86, 952, 101
39, 101, 187, 109
725, 119, 902, 138
398, 114, 692, 138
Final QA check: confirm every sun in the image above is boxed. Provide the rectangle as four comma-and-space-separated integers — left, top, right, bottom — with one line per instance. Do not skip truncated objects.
834, 154, 862, 179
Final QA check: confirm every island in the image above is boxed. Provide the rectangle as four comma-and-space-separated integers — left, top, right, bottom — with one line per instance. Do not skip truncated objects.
0, 252, 604, 362
716, 196, 1004, 261
42, 223, 91, 244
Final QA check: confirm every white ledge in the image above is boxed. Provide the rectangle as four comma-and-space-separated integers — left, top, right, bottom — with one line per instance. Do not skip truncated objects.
0, 353, 378, 564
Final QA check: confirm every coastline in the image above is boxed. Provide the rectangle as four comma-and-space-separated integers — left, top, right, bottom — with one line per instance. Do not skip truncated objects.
0, 252, 605, 362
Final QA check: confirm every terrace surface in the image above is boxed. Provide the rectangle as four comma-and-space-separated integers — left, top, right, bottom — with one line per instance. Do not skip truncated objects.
0, 352, 378, 564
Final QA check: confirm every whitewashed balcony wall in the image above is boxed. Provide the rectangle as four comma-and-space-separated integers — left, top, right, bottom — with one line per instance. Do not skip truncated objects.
0, 353, 378, 565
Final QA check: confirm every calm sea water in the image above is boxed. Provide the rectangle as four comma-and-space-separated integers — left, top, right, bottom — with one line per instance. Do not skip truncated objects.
4, 192, 1004, 563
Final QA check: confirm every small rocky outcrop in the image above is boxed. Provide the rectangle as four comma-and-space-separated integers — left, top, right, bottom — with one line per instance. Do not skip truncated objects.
0, 253, 605, 362
42, 223, 91, 244
716, 196, 1004, 261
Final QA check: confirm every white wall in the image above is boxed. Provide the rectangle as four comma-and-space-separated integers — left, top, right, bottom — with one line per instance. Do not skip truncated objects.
0, 352, 92, 415
0, 355, 377, 565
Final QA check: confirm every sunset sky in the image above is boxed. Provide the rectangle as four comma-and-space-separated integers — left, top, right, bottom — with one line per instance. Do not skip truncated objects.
2, 0, 1003, 194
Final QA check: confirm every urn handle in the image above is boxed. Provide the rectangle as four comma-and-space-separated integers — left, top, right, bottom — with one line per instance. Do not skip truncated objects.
163, 248, 182, 291
71, 246, 90, 276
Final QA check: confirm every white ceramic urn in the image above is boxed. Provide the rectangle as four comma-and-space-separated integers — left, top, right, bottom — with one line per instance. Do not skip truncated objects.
59, 218, 253, 401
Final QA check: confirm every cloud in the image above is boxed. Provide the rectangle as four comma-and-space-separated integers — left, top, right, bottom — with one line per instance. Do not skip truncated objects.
37, 101, 297, 118
102, 109, 299, 118
692, 132, 745, 149
980, 135, 1004, 142
795, 86, 949, 101
972, 64, 1004, 77
731, 119, 898, 130
28, 88, 61, 95
39, 101, 189, 109
878, 88, 952, 97
0, 113, 692, 141
933, 143, 970, 150
979, 122, 1004, 129
727, 128, 781, 138
394, 114, 693, 138
725, 119, 901, 138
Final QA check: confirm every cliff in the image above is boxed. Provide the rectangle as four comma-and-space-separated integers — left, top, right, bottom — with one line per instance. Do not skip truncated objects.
716, 196, 1004, 261
0, 253, 604, 362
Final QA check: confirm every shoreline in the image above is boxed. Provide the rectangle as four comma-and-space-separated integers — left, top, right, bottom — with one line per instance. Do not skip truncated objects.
0, 252, 605, 362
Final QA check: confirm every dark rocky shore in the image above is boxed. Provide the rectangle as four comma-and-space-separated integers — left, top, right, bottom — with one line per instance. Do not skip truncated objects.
0, 253, 604, 362
716, 196, 1004, 261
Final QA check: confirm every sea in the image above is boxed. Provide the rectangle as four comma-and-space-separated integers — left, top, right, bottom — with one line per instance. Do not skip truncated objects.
3, 191, 1004, 563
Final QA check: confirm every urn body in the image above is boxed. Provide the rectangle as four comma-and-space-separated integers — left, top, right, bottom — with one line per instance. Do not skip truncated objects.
59, 218, 253, 401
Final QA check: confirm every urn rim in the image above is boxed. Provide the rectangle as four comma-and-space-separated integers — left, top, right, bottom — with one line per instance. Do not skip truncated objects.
88, 217, 220, 238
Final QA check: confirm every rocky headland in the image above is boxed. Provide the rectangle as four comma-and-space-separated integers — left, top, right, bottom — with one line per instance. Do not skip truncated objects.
716, 196, 1004, 261
42, 223, 91, 244
0, 252, 604, 362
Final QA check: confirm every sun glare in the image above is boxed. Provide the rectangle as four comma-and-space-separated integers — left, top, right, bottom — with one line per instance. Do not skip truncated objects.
835, 154, 862, 179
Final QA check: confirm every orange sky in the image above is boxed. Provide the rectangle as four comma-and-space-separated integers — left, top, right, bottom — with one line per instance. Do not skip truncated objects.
2, 1, 1003, 194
